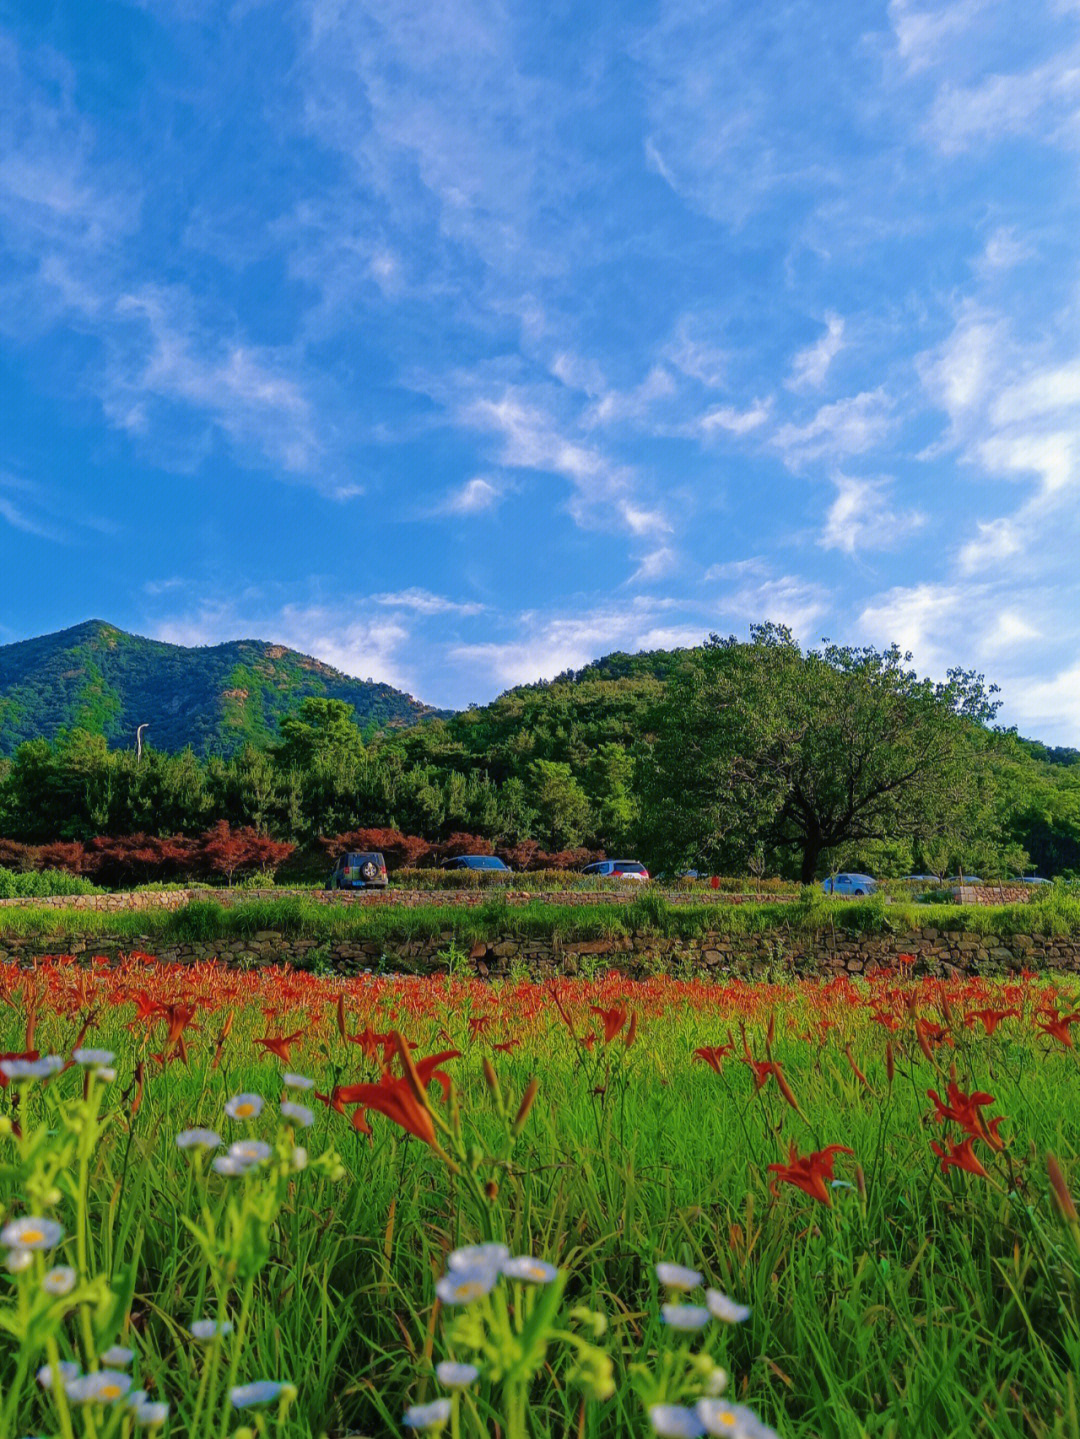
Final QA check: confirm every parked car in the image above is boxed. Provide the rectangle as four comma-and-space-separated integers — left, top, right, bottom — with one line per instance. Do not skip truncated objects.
326, 851, 387, 889
582, 860, 650, 881
946, 876, 983, 885
1019, 875, 1052, 886
441, 855, 511, 872
901, 874, 941, 883
821, 873, 878, 896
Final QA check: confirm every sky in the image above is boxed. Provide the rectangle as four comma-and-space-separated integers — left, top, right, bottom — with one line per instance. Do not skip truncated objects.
2, 0, 1080, 741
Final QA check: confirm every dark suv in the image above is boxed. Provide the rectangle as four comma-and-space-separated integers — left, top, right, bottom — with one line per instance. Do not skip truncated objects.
326, 851, 388, 890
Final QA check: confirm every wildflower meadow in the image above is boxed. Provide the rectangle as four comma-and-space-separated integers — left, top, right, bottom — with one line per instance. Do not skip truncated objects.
1, 955, 1079, 1438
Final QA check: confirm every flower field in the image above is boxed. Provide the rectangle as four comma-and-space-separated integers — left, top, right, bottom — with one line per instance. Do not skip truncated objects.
2, 958, 1079, 1438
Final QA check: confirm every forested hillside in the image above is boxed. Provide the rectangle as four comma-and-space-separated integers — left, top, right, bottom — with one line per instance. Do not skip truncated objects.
1, 628, 1079, 880
0, 621, 443, 755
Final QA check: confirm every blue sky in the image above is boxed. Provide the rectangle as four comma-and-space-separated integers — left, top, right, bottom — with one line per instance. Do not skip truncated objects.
2, 0, 1079, 740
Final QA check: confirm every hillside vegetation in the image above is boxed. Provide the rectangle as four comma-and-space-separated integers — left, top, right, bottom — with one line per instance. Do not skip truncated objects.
0, 621, 442, 755
1, 626, 1080, 881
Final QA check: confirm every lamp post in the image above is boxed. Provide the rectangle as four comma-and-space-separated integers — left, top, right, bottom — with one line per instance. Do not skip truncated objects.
136, 724, 149, 762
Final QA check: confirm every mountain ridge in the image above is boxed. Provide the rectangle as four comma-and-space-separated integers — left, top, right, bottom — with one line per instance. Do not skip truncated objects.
0, 621, 447, 756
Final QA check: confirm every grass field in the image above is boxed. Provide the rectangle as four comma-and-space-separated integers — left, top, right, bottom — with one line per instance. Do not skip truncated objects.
5, 887, 1080, 950
2, 956, 1080, 1438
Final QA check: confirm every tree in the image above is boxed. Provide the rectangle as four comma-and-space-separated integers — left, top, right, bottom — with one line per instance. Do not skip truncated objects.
640, 626, 1002, 883
197, 821, 294, 884
528, 760, 592, 850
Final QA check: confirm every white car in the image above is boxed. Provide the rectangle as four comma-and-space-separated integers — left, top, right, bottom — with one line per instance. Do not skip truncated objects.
821, 873, 877, 896
582, 860, 650, 881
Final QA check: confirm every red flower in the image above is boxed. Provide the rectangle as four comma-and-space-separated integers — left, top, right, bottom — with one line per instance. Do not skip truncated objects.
254, 1029, 305, 1065
768, 1143, 854, 1206
692, 1043, 735, 1073
927, 1081, 1003, 1149
931, 1136, 989, 1179
1037, 1012, 1080, 1048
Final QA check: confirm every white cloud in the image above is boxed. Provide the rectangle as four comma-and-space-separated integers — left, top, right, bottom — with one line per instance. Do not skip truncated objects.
107, 287, 318, 473
152, 600, 420, 695
371, 588, 485, 616
438, 476, 504, 514
450, 602, 704, 689
721, 572, 831, 639
958, 517, 1024, 573
976, 226, 1033, 274
695, 401, 772, 438
773, 389, 895, 466
927, 53, 1080, 155
628, 546, 679, 583
819, 473, 925, 554
888, 0, 989, 73
787, 312, 846, 391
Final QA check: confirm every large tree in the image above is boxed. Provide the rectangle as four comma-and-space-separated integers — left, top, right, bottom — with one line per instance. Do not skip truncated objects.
640, 625, 1002, 883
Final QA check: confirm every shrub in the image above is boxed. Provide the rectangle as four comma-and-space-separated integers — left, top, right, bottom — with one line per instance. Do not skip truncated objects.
319, 828, 433, 870
0, 866, 102, 899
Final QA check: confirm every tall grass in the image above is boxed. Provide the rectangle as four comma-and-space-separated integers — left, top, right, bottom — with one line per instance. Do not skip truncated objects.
4, 889, 1080, 948
1, 964, 1079, 1437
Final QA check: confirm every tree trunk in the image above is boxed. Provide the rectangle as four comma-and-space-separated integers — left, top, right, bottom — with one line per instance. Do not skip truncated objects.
800, 840, 822, 885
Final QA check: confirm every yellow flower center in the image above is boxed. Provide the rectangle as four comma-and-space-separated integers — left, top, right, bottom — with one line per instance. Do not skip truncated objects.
20, 1228, 43, 1244
101, 1384, 122, 1400
457, 1281, 485, 1301
719, 1417, 736, 1429
235, 1103, 254, 1117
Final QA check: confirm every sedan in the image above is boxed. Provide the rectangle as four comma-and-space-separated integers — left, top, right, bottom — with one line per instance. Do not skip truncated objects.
821, 873, 877, 896
441, 855, 511, 872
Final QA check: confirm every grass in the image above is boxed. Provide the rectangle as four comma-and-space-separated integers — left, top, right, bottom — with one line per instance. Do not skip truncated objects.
1, 959, 1080, 1438
5, 888, 1080, 949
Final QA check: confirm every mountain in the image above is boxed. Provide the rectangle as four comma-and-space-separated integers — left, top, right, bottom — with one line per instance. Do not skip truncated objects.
0, 621, 446, 756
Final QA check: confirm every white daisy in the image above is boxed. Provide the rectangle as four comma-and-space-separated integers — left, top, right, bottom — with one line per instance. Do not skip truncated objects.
649, 1403, 706, 1437
435, 1361, 479, 1388
705, 1290, 751, 1325
656, 1262, 703, 1291
501, 1255, 559, 1284
403, 1398, 452, 1431
661, 1303, 711, 1331
435, 1266, 499, 1305
176, 1128, 221, 1150
0, 1217, 64, 1251
224, 1093, 264, 1121
280, 1100, 314, 1128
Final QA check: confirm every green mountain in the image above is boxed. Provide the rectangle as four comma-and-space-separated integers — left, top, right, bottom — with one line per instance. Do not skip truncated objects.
0, 621, 445, 756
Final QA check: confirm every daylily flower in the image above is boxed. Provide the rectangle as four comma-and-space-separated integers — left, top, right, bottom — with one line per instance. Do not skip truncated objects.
931, 1136, 990, 1178
768, 1144, 854, 1206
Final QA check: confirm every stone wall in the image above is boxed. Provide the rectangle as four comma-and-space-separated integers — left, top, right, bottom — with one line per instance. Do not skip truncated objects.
1, 925, 1074, 978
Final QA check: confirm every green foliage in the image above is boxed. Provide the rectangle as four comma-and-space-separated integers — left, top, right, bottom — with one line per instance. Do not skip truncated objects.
0, 866, 101, 899
641, 625, 1006, 883
0, 620, 441, 757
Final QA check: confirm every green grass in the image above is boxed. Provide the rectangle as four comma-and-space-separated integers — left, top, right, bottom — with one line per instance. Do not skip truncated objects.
1, 966, 1079, 1438
5, 888, 1080, 949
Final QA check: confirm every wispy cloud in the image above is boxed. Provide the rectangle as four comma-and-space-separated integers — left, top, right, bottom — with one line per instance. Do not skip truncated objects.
819, 473, 925, 555
787, 312, 846, 392
773, 390, 896, 467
